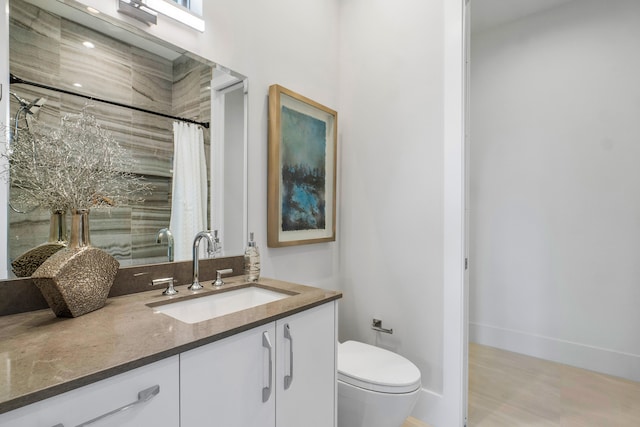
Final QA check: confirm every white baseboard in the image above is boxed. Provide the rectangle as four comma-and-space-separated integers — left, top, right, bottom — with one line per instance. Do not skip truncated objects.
411, 388, 444, 427
470, 322, 640, 382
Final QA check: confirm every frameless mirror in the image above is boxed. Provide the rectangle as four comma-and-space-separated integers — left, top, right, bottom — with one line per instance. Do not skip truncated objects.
4, 0, 247, 278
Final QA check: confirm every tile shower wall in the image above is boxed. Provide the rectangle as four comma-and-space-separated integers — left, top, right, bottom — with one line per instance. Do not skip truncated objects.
7, 0, 211, 272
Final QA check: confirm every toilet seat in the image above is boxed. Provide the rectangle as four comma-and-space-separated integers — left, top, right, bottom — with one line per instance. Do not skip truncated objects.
337, 341, 421, 394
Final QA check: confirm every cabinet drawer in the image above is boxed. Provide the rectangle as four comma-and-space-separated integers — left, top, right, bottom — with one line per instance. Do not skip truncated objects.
0, 355, 179, 427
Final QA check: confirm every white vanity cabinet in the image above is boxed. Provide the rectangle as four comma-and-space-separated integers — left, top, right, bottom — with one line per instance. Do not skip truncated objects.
180, 301, 337, 427
0, 355, 180, 427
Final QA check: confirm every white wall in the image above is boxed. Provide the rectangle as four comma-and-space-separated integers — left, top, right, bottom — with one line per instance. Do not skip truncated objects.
470, 0, 640, 381
338, 0, 449, 423
202, 0, 342, 291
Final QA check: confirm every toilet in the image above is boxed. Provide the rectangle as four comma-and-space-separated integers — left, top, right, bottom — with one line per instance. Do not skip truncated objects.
337, 340, 422, 427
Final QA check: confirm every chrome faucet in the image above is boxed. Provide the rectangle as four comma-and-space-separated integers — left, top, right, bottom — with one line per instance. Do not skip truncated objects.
156, 228, 174, 262
189, 231, 214, 290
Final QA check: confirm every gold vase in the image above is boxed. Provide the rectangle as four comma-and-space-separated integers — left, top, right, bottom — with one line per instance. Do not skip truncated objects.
11, 210, 68, 277
32, 209, 119, 318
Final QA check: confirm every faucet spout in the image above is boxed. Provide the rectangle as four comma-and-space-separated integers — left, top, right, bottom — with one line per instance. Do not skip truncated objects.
189, 231, 214, 291
156, 228, 174, 262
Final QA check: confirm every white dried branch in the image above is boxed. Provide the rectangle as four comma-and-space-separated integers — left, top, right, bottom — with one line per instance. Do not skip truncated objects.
3, 107, 151, 211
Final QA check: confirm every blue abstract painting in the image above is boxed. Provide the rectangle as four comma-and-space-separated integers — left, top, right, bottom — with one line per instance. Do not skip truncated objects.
281, 106, 326, 231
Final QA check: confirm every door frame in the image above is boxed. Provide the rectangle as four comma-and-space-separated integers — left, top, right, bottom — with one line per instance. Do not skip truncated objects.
442, 0, 469, 425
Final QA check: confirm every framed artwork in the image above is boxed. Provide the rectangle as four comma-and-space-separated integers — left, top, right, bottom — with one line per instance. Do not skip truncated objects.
267, 84, 337, 247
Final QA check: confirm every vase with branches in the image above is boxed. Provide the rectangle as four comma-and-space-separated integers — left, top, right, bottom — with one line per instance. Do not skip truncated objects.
5, 107, 151, 317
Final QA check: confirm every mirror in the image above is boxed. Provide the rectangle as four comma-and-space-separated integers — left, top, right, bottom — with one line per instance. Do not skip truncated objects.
3, 0, 247, 278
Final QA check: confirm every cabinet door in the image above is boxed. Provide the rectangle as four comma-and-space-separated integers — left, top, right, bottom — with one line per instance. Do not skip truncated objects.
181, 324, 277, 427
276, 302, 336, 427
0, 355, 179, 427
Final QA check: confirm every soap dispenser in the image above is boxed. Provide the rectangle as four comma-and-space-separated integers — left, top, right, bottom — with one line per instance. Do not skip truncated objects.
244, 232, 260, 282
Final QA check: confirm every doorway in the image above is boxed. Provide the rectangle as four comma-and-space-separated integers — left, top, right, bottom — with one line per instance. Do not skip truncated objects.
468, 0, 640, 423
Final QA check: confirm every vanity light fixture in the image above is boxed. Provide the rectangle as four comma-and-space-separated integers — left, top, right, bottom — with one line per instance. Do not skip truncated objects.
82, 41, 95, 49
118, 0, 158, 26
73, 83, 83, 88
145, 0, 205, 32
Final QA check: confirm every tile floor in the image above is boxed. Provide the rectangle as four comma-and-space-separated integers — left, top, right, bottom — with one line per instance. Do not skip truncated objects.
403, 343, 640, 426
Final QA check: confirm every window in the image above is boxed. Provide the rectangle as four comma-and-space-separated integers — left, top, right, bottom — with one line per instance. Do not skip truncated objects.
172, 0, 190, 8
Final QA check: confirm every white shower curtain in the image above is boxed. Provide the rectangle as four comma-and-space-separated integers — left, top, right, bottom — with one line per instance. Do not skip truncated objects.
170, 121, 208, 261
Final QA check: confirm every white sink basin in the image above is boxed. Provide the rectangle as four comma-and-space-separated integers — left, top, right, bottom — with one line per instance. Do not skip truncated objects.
152, 286, 291, 324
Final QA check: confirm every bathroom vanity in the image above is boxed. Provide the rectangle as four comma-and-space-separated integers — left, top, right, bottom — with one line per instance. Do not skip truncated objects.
0, 277, 341, 427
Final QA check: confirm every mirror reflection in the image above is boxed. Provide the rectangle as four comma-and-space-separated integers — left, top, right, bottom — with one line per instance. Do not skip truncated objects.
6, 0, 247, 278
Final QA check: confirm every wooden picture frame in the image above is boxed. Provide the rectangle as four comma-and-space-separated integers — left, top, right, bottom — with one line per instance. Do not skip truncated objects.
268, 85, 337, 247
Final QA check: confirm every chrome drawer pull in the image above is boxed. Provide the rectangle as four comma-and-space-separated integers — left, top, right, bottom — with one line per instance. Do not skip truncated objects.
284, 323, 294, 390
51, 384, 160, 427
262, 331, 273, 402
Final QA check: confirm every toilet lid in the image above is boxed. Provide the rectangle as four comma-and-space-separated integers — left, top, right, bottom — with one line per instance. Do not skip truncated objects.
337, 341, 421, 394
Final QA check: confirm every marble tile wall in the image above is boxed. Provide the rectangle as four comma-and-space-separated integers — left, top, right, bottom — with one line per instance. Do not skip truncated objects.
7, 0, 212, 275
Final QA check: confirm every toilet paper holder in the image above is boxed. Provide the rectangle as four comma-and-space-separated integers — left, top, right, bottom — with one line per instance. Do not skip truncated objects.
371, 318, 393, 334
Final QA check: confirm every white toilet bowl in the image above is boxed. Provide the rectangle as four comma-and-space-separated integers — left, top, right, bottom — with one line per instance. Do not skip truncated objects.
337, 340, 421, 427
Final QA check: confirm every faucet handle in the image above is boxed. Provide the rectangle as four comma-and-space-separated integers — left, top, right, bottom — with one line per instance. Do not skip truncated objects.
152, 277, 178, 296
213, 269, 233, 287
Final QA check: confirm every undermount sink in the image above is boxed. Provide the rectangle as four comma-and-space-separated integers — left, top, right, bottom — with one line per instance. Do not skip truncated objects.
151, 286, 292, 324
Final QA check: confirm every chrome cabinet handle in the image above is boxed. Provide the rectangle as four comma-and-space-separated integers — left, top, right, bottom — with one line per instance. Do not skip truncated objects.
284, 323, 294, 390
262, 331, 273, 402
51, 384, 159, 427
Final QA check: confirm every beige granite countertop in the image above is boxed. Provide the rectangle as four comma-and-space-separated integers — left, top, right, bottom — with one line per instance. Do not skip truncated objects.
0, 277, 341, 415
